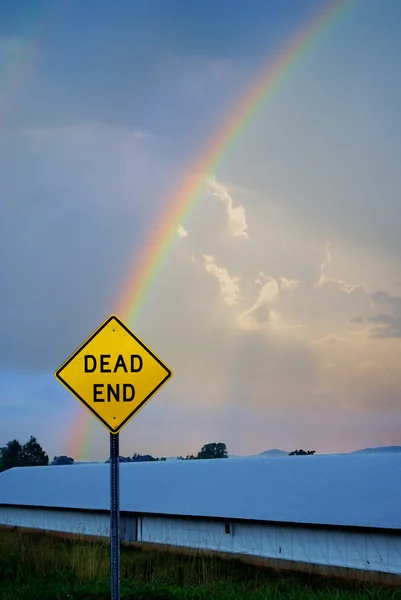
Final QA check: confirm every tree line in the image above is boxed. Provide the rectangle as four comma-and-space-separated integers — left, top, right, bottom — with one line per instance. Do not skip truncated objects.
102, 442, 229, 463
0, 438, 231, 471
0, 436, 316, 472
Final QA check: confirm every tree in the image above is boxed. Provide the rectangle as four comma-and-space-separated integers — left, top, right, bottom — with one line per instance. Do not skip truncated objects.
105, 453, 166, 463
51, 455, 74, 465
177, 454, 197, 460
197, 442, 228, 460
21, 436, 49, 466
105, 456, 132, 463
131, 453, 156, 462
0, 440, 24, 472
0, 436, 49, 472
288, 449, 316, 456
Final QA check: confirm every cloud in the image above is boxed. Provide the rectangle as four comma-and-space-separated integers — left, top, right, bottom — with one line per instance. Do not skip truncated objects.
237, 275, 304, 334
177, 225, 188, 238
314, 243, 368, 294
312, 335, 346, 345
367, 291, 401, 338
207, 177, 248, 239
203, 254, 242, 306
253, 275, 280, 303
1, 115, 400, 453
368, 314, 401, 338
238, 276, 279, 330
268, 310, 306, 333
280, 277, 301, 291
370, 290, 401, 309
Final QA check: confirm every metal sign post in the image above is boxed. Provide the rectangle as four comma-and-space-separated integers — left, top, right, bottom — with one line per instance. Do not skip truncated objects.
54, 314, 173, 600
110, 433, 120, 600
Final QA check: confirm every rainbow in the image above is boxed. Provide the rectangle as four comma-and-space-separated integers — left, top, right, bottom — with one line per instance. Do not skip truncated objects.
70, 0, 353, 460
116, 0, 352, 325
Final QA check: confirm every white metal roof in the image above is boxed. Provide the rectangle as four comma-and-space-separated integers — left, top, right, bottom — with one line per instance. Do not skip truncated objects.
0, 454, 400, 530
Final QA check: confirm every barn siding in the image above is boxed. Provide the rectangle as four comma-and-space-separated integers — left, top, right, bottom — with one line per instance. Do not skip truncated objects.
0, 506, 110, 538
1, 507, 400, 576
138, 515, 401, 575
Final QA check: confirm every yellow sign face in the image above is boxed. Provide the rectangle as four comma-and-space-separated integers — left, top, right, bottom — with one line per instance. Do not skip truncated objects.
55, 315, 172, 434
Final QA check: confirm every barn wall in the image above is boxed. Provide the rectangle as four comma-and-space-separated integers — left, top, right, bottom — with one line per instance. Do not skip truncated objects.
0, 506, 110, 537
1, 507, 400, 576
138, 515, 401, 575
0, 506, 139, 542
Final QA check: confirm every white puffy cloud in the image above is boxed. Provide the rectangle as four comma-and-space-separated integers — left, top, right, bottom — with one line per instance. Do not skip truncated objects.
207, 176, 248, 239
203, 254, 242, 306
177, 225, 188, 238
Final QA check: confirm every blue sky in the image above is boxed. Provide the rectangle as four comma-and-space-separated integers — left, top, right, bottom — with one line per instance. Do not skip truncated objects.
1, 0, 401, 461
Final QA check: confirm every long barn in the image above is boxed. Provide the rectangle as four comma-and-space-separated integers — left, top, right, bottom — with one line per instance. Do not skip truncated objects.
0, 454, 400, 584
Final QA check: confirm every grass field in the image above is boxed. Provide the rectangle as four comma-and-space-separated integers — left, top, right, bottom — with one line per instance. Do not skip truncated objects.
0, 530, 400, 600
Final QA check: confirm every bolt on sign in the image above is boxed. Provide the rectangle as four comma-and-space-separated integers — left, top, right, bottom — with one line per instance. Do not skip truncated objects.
55, 314, 173, 434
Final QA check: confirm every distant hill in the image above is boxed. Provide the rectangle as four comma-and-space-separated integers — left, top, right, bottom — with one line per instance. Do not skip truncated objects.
229, 449, 288, 459
247, 446, 401, 458
350, 446, 401, 455
74, 446, 401, 464
257, 449, 288, 457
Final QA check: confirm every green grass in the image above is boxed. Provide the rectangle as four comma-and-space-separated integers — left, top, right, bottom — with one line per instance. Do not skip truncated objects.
0, 530, 400, 600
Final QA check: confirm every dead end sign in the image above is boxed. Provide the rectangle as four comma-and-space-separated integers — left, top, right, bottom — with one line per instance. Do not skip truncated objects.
55, 314, 173, 434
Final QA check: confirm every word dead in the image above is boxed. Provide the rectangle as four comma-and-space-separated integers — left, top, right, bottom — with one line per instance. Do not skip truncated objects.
84, 354, 143, 373
84, 354, 143, 403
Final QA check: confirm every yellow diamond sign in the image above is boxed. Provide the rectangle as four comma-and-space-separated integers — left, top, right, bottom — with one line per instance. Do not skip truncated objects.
55, 315, 172, 434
